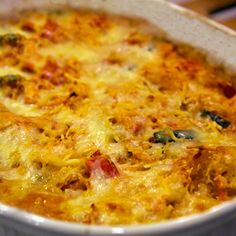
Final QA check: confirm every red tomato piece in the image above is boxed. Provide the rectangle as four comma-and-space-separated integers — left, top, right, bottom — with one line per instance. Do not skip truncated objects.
86, 151, 119, 178
41, 20, 58, 40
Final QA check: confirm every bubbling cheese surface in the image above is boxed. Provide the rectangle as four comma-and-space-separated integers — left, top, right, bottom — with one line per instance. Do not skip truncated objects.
0, 9, 235, 225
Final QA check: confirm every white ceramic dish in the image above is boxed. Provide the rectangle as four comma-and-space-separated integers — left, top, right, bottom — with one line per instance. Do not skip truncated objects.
0, 0, 236, 235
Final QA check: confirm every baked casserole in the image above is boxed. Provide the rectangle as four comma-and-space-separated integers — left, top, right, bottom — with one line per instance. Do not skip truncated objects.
0, 9, 235, 225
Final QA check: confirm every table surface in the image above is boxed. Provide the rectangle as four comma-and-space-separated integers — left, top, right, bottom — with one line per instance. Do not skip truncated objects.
172, 0, 236, 30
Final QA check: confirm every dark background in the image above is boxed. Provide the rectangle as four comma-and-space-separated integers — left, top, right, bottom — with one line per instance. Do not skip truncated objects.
170, 0, 236, 30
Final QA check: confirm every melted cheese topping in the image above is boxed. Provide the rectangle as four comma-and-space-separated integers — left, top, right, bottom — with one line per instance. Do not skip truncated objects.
0, 9, 235, 225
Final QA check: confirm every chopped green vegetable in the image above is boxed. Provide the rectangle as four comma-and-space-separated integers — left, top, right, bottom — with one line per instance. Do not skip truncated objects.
0, 33, 23, 47
201, 110, 230, 129
153, 131, 174, 144
173, 130, 195, 140
152, 129, 195, 144
0, 74, 23, 86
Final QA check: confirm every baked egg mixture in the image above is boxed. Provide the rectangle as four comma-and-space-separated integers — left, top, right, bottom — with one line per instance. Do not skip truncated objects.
0, 9, 235, 225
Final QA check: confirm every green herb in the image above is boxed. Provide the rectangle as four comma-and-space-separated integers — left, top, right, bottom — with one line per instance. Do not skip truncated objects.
153, 131, 174, 144
173, 130, 195, 140
152, 129, 195, 144
0, 33, 23, 47
201, 110, 230, 129
0, 74, 23, 86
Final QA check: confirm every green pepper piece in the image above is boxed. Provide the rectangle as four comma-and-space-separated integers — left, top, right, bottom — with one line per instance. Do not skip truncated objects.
173, 130, 195, 140
153, 131, 174, 144
0, 74, 22, 86
201, 110, 230, 129
0, 33, 23, 47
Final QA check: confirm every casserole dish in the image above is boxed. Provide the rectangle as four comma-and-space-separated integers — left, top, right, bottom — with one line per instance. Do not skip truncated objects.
0, 0, 236, 235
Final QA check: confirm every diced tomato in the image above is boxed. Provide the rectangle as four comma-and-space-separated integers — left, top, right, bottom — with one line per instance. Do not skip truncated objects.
86, 151, 119, 178
21, 21, 35, 32
132, 121, 144, 135
41, 20, 58, 40
41, 60, 66, 85
41, 60, 58, 78
41, 62, 56, 81
176, 58, 200, 75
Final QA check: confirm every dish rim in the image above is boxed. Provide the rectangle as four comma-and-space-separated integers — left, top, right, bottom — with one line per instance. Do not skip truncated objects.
0, 199, 236, 235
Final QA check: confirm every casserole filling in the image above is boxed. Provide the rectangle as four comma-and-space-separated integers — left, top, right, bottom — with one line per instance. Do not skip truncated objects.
0, 9, 235, 224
